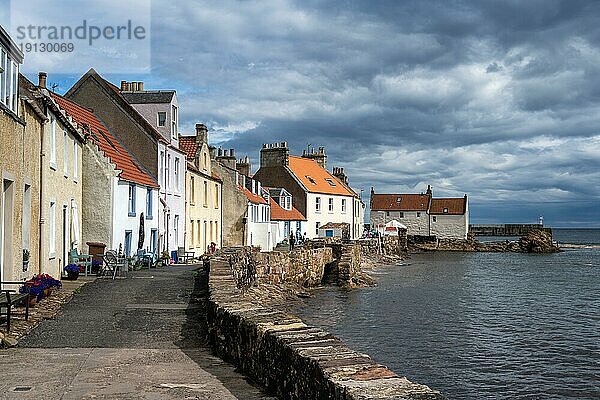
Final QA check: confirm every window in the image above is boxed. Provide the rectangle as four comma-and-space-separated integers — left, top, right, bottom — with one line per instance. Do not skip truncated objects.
63, 130, 69, 177
157, 111, 167, 127
341, 199, 347, 213
6, 56, 12, 111
128, 184, 136, 216
306, 175, 316, 185
399, 212, 404, 218
396, 197, 402, 202
417, 212, 421, 217
159, 151, 164, 184
215, 183, 219, 208
197, 221, 202, 247
203, 153, 208, 170
190, 220, 195, 247
171, 105, 178, 139
49, 201, 56, 257
315, 197, 321, 212
174, 158, 180, 191
386, 211, 390, 217
203, 181, 208, 207
432, 216, 437, 223
11, 59, 17, 113
325, 178, 337, 187
328, 198, 334, 212
50, 116, 57, 167
215, 221, 219, 242
0, 50, 5, 107
73, 141, 78, 181
146, 188, 153, 218
210, 221, 213, 242
166, 154, 171, 189
315, 222, 320, 235
443, 208, 449, 214
150, 229, 158, 254
22, 184, 32, 251
190, 176, 195, 203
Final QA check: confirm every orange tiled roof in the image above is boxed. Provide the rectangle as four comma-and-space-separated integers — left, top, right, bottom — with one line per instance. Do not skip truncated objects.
287, 156, 356, 197
430, 197, 467, 215
179, 136, 198, 160
371, 194, 431, 211
243, 187, 268, 205
51, 93, 158, 188
269, 197, 306, 221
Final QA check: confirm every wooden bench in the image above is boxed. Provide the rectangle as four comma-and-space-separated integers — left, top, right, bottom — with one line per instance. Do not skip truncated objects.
0, 281, 31, 333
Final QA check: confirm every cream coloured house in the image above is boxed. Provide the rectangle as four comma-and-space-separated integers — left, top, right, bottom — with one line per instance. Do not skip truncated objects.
179, 124, 222, 255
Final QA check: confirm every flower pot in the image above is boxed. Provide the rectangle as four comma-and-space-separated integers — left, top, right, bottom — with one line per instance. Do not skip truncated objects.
65, 271, 80, 280
43, 288, 53, 298
28, 294, 37, 307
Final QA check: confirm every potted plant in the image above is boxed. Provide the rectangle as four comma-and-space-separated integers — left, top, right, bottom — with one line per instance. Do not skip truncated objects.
64, 264, 80, 280
23, 249, 30, 272
91, 259, 102, 275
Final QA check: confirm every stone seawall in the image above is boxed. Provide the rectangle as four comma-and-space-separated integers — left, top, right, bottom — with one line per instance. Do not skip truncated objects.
207, 253, 445, 399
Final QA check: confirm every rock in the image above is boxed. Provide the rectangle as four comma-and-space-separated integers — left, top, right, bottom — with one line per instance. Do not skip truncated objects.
2, 336, 18, 348
517, 229, 560, 253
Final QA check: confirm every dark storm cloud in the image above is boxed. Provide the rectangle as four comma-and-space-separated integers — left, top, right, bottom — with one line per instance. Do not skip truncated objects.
45, 0, 598, 225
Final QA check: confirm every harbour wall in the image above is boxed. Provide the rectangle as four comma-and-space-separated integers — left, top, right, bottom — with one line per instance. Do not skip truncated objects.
206, 250, 445, 399
469, 223, 552, 236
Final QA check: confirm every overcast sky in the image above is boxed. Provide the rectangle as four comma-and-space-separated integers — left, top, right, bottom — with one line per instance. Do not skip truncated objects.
12, 0, 600, 226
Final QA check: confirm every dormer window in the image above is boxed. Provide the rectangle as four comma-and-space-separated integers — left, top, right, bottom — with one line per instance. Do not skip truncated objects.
443, 208, 449, 214
306, 175, 316, 185
396, 197, 402, 202
325, 178, 337, 187
157, 112, 166, 127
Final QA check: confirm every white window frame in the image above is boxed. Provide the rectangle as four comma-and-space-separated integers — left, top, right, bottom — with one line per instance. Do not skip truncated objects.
157, 111, 167, 127
328, 198, 334, 213
73, 141, 78, 181
50, 115, 57, 168
315, 197, 321, 212
128, 184, 136, 216
49, 201, 56, 258
0, 49, 5, 107
174, 157, 180, 191
341, 198, 347, 213
63, 130, 69, 177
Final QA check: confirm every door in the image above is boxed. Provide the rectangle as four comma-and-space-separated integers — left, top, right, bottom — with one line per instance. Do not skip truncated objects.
1, 179, 15, 283
124, 231, 132, 257
62, 205, 69, 272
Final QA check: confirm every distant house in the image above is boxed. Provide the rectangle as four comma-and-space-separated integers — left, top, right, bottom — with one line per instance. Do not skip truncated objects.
65, 70, 186, 255
242, 178, 277, 251
370, 186, 469, 239
253, 143, 364, 240
50, 91, 160, 257
179, 124, 223, 256
268, 187, 307, 244
318, 222, 350, 239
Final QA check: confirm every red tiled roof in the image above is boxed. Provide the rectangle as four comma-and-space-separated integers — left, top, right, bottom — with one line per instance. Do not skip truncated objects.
243, 187, 268, 205
269, 197, 306, 221
430, 197, 467, 215
179, 136, 198, 160
370, 194, 431, 211
287, 156, 356, 197
51, 93, 158, 188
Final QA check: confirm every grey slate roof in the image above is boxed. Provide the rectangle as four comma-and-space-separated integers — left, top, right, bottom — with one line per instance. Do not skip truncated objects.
121, 91, 175, 104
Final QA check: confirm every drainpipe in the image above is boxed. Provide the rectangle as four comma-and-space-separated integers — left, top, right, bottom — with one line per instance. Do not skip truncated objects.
38, 103, 47, 276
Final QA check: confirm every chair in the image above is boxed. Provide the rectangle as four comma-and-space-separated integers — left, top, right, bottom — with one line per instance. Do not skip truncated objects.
134, 249, 153, 270
177, 247, 195, 264
101, 250, 126, 279
0, 281, 31, 332
69, 249, 93, 276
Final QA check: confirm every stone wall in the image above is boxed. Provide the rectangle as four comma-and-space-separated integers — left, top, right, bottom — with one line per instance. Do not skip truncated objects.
359, 235, 407, 257
206, 254, 445, 400
224, 246, 334, 288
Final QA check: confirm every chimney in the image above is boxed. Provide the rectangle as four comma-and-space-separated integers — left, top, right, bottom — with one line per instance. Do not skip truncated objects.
216, 146, 237, 170
195, 123, 208, 145
208, 146, 216, 160
138, 81, 144, 91
426, 185, 432, 196
38, 72, 47, 89
236, 156, 251, 177
120, 80, 127, 91
332, 166, 348, 185
302, 145, 327, 169
259, 141, 289, 168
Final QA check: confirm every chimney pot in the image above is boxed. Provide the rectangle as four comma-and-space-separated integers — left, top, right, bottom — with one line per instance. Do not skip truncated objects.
38, 72, 47, 89
120, 80, 127, 91
224, 149, 228, 157
230, 148, 235, 157
138, 81, 144, 91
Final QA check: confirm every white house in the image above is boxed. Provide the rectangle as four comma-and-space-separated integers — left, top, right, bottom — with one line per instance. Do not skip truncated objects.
268, 187, 307, 244
370, 186, 469, 240
53, 93, 160, 257
253, 143, 364, 240
243, 178, 277, 251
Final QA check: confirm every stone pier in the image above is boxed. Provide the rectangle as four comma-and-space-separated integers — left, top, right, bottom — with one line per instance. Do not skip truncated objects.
206, 253, 445, 399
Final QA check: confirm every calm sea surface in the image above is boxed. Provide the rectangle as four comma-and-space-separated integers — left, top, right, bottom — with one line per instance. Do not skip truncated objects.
293, 229, 600, 399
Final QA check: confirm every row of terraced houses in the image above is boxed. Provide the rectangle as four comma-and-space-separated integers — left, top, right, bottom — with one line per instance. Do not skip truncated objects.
0, 26, 468, 283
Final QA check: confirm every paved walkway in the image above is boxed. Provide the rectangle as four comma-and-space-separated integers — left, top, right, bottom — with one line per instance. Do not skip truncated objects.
1, 265, 274, 399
